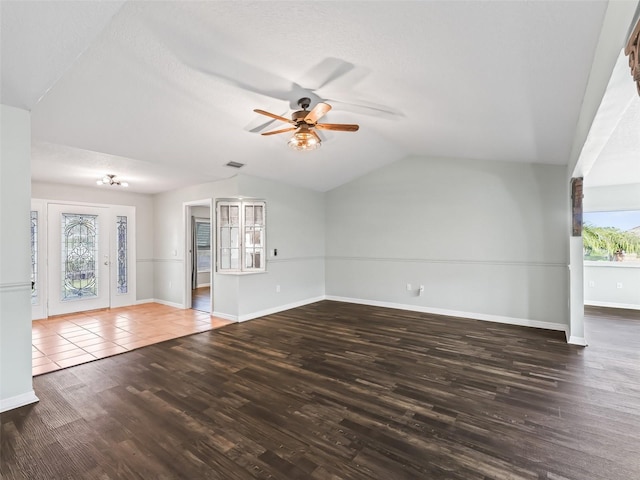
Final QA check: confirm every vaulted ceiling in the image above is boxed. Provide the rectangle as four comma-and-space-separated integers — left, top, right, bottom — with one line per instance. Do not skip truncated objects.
1, 1, 636, 193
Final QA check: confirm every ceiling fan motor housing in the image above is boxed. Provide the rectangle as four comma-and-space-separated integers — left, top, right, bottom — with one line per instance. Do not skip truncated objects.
292, 110, 310, 123
297, 97, 312, 110
292, 97, 313, 124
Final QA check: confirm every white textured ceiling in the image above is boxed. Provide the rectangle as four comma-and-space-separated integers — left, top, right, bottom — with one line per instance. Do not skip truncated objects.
1, 1, 625, 193
585, 94, 640, 187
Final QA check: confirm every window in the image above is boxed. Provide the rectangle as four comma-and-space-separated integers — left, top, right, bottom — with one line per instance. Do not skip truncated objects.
583, 210, 640, 264
195, 219, 211, 272
217, 200, 266, 273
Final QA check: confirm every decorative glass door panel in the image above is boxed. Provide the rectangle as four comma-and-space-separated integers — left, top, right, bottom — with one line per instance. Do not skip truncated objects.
48, 204, 109, 316
109, 206, 136, 309
116, 216, 128, 294
31, 201, 46, 320
61, 213, 99, 300
30, 211, 38, 305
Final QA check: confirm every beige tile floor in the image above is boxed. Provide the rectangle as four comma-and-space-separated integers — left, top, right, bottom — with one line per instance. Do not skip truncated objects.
32, 303, 233, 376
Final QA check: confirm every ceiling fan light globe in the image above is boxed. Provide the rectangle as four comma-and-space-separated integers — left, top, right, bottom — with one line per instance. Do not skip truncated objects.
121, 182, 129, 187
288, 132, 320, 151
96, 180, 104, 185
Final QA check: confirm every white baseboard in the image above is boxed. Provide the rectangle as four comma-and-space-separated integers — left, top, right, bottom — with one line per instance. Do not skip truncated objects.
136, 298, 185, 309
0, 390, 39, 413
325, 295, 567, 332
568, 335, 588, 346
153, 299, 185, 309
141, 294, 571, 342
196, 283, 211, 288
585, 301, 640, 311
136, 298, 156, 305
237, 296, 326, 322
212, 311, 238, 322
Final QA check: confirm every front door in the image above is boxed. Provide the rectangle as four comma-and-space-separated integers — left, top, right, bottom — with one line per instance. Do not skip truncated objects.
47, 204, 110, 316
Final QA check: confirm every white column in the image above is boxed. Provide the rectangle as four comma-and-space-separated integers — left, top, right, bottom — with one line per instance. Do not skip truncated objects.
568, 236, 587, 345
0, 104, 39, 412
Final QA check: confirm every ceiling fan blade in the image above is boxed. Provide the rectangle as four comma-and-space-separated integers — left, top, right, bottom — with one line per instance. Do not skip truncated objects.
261, 126, 297, 136
304, 103, 332, 124
297, 57, 356, 91
323, 98, 404, 118
254, 109, 295, 124
315, 123, 360, 132
145, 15, 297, 102
247, 117, 276, 133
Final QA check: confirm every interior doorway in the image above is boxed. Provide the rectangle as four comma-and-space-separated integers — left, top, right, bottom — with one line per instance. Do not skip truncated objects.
184, 200, 213, 314
574, 44, 640, 344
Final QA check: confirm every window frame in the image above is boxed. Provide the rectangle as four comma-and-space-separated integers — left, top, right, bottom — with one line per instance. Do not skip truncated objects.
216, 200, 266, 274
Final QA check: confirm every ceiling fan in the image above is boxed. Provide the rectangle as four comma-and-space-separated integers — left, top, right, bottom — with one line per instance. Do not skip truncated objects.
254, 97, 359, 151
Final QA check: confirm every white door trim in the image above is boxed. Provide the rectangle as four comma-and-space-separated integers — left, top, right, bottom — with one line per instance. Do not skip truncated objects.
183, 199, 213, 313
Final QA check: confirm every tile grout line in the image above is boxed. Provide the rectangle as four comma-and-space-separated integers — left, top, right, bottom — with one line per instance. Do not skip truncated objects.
32, 303, 233, 376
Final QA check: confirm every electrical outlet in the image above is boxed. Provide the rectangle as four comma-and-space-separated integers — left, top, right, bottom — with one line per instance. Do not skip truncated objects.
419, 285, 424, 296
276, 285, 281, 293
588, 281, 595, 288
617, 282, 623, 289
406, 283, 412, 291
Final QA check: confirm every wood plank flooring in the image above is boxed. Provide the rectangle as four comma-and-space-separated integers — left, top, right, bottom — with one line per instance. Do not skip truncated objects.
2, 301, 640, 479
192, 286, 211, 313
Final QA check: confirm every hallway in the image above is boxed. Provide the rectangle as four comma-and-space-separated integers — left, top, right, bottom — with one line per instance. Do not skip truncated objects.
32, 303, 232, 376
191, 286, 211, 313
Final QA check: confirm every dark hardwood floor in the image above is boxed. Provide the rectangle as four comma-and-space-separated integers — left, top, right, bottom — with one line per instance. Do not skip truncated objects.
2, 301, 639, 479
192, 286, 211, 313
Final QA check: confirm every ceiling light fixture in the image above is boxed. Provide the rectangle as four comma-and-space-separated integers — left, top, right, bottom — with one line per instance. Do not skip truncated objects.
287, 124, 321, 151
96, 174, 128, 187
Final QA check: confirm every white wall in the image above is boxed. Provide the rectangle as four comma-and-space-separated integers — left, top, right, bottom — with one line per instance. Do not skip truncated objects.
325, 156, 569, 330
0, 105, 38, 412
152, 177, 239, 311
152, 174, 325, 320
584, 183, 640, 212
31, 182, 155, 301
237, 175, 325, 320
191, 206, 210, 218
584, 264, 640, 309
583, 183, 640, 309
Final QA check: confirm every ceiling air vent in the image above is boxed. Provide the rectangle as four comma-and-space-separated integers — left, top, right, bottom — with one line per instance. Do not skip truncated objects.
225, 161, 245, 169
